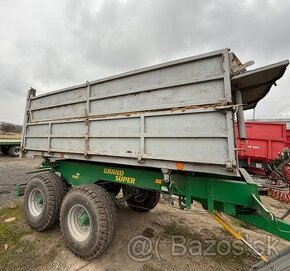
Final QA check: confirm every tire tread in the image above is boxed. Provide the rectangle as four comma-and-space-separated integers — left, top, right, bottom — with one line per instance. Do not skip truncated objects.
60, 184, 117, 260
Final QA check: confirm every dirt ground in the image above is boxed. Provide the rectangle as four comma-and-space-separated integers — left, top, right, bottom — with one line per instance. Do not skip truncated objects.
1, 155, 290, 271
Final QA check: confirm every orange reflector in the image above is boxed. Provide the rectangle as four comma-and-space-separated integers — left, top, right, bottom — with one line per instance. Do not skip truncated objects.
155, 179, 162, 184
176, 162, 184, 170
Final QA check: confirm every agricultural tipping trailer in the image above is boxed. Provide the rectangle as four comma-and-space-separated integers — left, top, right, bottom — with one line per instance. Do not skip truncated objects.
236, 121, 287, 174
19, 49, 290, 265
0, 122, 22, 156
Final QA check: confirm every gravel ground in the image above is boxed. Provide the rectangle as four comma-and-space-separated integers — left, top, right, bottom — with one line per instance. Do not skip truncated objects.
0, 153, 41, 204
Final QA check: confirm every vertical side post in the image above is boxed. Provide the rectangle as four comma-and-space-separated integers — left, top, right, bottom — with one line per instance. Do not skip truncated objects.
139, 115, 145, 163
84, 81, 91, 158
20, 88, 36, 158
47, 122, 52, 154
223, 49, 237, 170
235, 89, 247, 140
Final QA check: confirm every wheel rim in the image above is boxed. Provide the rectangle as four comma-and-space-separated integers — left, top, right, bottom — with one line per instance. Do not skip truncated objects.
67, 204, 91, 242
14, 147, 20, 155
133, 190, 147, 203
28, 188, 44, 217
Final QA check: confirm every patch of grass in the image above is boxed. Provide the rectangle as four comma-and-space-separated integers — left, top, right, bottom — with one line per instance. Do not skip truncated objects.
141, 263, 163, 271
0, 203, 32, 245
162, 221, 193, 237
0, 201, 62, 271
0, 203, 35, 271
0, 204, 22, 219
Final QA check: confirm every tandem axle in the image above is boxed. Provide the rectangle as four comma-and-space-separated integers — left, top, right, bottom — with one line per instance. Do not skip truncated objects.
16, 158, 290, 269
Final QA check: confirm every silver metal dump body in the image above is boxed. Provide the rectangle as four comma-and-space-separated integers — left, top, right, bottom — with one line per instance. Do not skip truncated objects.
21, 49, 289, 176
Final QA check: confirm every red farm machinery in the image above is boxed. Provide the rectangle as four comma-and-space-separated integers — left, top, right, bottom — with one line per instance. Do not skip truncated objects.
236, 122, 290, 203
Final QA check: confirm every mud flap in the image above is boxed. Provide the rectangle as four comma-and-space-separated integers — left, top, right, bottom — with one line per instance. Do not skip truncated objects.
16, 183, 27, 197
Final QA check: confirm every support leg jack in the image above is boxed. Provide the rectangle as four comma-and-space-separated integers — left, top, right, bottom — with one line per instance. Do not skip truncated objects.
209, 210, 268, 262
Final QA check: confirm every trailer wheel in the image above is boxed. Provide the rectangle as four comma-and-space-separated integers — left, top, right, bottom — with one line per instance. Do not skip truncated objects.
125, 188, 160, 212
8, 145, 20, 157
60, 185, 117, 260
0, 146, 9, 155
24, 173, 66, 231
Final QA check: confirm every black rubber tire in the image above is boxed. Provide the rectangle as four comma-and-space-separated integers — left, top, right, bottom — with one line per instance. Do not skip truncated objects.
126, 189, 160, 212
60, 185, 117, 260
24, 172, 66, 231
0, 146, 9, 155
8, 145, 20, 157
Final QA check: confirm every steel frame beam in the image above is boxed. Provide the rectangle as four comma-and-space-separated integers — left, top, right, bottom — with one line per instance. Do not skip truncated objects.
33, 159, 290, 242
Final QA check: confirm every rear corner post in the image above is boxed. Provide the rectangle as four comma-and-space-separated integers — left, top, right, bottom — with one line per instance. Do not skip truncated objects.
20, 88, 36, 158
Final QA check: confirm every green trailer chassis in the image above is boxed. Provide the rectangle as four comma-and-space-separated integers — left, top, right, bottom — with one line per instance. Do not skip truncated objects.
19, 158, 290, 243
0, 140, 21, 146
0, 140, 21, 157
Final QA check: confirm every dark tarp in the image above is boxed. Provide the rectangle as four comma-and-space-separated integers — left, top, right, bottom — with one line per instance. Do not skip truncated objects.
231, 60, 289, 110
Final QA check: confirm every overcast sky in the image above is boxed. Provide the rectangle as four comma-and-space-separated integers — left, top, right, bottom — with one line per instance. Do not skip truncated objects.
0, 0, 289, 124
